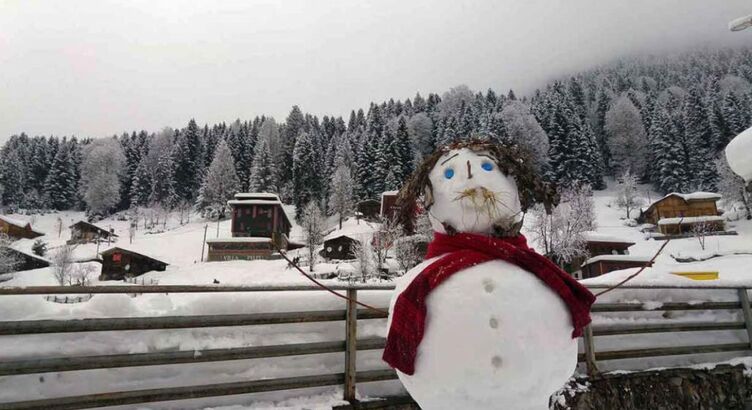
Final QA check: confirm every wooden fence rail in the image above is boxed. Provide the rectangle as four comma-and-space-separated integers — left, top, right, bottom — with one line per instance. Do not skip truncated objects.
1, 284, 752, 409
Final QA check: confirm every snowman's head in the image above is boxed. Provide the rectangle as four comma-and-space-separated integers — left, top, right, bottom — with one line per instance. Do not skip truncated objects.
395, 139, 557, 236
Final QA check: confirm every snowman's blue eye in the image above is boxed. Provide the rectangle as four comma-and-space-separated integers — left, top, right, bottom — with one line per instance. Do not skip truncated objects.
444, 168, 455, 179
481, 162, 493, 172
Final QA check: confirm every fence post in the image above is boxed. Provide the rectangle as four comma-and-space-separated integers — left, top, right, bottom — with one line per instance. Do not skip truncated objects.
583, 324, 599, 376
737, 288, 752, 350
344, 288, 358, 403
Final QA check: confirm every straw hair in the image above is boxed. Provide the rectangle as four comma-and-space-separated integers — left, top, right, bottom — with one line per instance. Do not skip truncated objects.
395, 138, 558, 233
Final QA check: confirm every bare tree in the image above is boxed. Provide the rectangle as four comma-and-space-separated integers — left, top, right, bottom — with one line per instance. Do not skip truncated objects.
350, 237, 376, 283
373, 215, 402, 273
51, 245, 77, 286
615, 169, 643, 219
301, 202, 325, 272
691, 221, 711, 251
529, 184, 596, 266
394, 235, 423, 273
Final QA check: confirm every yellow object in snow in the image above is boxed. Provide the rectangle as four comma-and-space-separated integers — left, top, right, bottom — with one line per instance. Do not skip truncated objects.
670, 271, 719, 281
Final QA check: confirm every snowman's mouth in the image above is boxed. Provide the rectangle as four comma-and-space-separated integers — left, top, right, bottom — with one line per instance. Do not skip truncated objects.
453, 187, 501, 214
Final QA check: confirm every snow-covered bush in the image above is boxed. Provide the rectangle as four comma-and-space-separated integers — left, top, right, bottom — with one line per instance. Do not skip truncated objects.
31, 239, 47, 257
529, 184, 596, 266
615, 169, 643, 219
715, 153, 751, 220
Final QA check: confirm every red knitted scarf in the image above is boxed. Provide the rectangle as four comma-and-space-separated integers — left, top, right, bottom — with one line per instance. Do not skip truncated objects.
382, 231, 595, 375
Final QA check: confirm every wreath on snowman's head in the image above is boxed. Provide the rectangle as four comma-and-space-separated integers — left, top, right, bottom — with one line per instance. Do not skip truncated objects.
395, 138, 558, 233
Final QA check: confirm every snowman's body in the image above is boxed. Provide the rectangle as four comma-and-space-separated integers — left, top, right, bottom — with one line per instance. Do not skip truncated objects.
385, 146, 579, 409
389, 258, 577, 410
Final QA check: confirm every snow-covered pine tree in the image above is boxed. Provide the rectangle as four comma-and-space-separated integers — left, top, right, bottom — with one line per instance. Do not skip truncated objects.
195, 139, 239, 219
499, 99, 549, 170
130, 153, 152, 207
292, 131, 321, 217
248, 137, 277, 192
43, 139, 78, 210
149, 150, 178, 210
173, 119, 203, 203
328, 165, 355, 229
682, 86, 717, 189
394, 116, 415, 182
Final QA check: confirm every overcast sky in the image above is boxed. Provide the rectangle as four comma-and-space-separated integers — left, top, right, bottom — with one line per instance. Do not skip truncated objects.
2, 0, 752, 141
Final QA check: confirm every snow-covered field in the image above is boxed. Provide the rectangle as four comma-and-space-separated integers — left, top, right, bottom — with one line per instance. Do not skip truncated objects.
2, 181, 752, 408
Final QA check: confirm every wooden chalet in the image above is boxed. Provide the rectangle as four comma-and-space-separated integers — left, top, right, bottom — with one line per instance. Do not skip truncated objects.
356, 199, 380, 221
0, 215, 43, 240
99, 247, 167, 281
380, 191, 399, 221
206, 193, 295, 262
580, 255, 654, 280
68, 221, 117, 244
1, 247, 50, 272
322, 235, 361, 260
638, 192, 724, 235
569, 232, 637, 276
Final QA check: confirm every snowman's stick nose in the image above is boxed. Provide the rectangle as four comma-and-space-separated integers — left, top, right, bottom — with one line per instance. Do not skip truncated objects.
467, 160, 473, 179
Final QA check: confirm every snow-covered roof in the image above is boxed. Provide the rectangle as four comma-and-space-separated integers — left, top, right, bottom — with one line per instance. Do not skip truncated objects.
228, 199, 284, 206
725, 126, 752, 182
583, 254, 654, 265
206, 237, 272, 244
69, 220, 117, 235
582, 231, 634, 244
2, 246, 50, 264
665, 192, 722, 201
0, 214, 29, 228
323, 218, 377, 242
233, 192, 281, 201
99, 247, 168, 264
381, 191, 399, 197
657, 215, 724, 225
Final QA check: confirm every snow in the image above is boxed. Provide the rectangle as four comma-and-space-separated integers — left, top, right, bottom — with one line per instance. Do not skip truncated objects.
584, 254, 653, 264
0, 214, 30, 228
323, 218, 377, 242
233, 193, 281, 200
1, 179, 752, 407
205, 237, 272, 244
725, 126, 752, 182
582, 231, 633, 244
657, 215, 724, 225
668, 192, 723, 201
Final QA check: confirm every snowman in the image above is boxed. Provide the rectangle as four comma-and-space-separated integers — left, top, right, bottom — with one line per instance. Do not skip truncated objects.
383, 140, 594, 410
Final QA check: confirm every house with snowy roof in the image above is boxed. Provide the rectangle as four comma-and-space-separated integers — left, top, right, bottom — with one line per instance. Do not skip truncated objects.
570, 232, 652, 279
99, 247, 167, 280
1, 247, 50, 272
206, 193, 300, 262
0, 215, 43, 240
68, 221, 117, 244
637, 192, 724, 235
320, 219, 376, 261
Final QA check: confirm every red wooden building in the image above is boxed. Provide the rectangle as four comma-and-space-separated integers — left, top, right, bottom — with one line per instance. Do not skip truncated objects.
207, 193, 296, 261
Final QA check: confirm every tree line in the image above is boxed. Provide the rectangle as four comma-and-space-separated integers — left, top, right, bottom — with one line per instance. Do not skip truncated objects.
2, 46, 752, 221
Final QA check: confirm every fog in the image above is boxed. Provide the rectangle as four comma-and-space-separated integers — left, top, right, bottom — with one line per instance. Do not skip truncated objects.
1, 0, 751, 140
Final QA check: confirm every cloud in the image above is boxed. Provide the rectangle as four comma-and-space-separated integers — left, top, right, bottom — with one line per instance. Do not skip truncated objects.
1, 0, 750, 140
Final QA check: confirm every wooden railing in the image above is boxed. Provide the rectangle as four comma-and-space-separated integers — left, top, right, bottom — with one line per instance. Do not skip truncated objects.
1, 283, 752, 409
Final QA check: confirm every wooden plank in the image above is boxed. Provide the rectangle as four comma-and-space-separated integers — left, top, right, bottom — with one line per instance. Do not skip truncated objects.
344, 289, 358, 402
585, 284, 746, 290
0, 369, 398, 410
582, 325, 598, 376
739, 288, 752, 350
0, 284, 396, 295
0, 310, 389, 335
0, 338, 387, 376
577, 343, 750, 362
592, 321, 746, 336
591, 301, 740, 312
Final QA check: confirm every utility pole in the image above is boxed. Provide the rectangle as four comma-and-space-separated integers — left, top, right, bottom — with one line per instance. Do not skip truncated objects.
201, 224, 208, 262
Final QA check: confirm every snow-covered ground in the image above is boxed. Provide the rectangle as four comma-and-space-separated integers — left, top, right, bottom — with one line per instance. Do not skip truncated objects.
2, 181, 752, 408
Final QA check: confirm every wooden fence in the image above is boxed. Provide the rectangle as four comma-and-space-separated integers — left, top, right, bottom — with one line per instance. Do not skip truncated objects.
0, 284, 751, 409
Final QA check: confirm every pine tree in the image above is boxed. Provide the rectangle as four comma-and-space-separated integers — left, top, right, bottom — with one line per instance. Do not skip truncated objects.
130, 154, 152, 207
292, 132, 320, 217
683, 87, 717, 189
43, 140, 77, 210
150, 150, 178, 209
605, 95, 648, 177
195, 139, 240, 219
248, 138, 277, 192
173, 119, 203, 202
